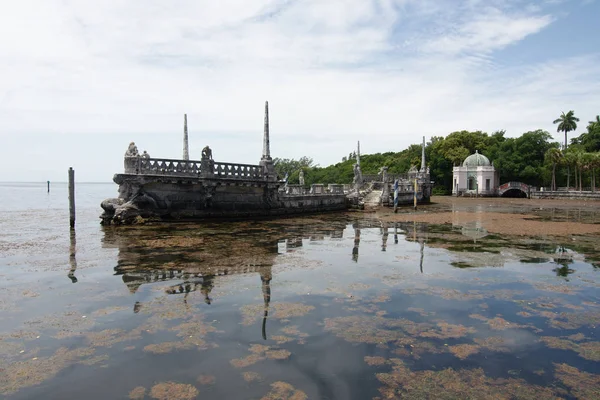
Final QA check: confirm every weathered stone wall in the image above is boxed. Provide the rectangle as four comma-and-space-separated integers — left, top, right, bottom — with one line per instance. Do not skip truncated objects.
101, 174, 346, 224
531, 191, 600, 201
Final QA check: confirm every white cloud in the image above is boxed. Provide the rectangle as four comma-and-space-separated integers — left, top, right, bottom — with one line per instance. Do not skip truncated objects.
0, 0, 598, 181
423, 8, 553, 54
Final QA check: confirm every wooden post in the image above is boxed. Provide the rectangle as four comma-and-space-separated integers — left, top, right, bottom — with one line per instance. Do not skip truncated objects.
68, 167, 75, 229
47, 180, 50, 193
413, 178, 417, 210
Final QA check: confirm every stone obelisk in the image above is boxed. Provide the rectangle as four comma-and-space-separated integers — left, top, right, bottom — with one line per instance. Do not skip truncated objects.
260, 101, 276, 180
183, 114, 189, 160
420, 136, 426, 172
262, 101, 271, 160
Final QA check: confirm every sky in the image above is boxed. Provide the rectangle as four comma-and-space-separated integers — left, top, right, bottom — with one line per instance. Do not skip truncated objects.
1, 0, 599, 182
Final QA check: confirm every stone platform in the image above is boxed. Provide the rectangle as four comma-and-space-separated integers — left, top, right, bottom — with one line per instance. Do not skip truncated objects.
100, 160, 347, 225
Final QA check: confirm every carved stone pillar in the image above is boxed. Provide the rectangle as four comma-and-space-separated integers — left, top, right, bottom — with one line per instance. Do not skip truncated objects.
183, 114, 189, 160
260, 101, 277, 181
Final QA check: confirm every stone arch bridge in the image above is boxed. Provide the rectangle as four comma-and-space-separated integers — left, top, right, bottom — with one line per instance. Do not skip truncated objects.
498, 182, 530, 198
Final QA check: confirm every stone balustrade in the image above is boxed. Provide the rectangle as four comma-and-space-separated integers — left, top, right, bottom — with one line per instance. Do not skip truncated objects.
124, 156, 266, 181
285, 184, 346, 196
213, 162, 263, 180
362, 174, 380, 183
123, 156, 353, 196
328, 184, 344, 194
310, 184, 325, 194
286, 185, 306, 195
136, 157, 202, 176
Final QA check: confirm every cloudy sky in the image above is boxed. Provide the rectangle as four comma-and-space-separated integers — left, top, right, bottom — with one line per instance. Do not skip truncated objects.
1, 0, 599, 182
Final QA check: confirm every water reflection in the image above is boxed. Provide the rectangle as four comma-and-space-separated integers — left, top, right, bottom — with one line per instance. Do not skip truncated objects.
4, 212, 600, 400
381, 222, 389, 251
352, 226, 360, 262
101, 221, 349, 339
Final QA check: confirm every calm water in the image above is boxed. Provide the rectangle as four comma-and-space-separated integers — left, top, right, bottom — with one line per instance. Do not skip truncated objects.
1, 183, 599, 399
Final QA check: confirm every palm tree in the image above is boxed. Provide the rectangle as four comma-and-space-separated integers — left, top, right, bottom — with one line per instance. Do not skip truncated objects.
545, 148, 562, 191
553, 110, 580, 150
563, 151, 575, 189
582, 152, 595, 191
573, 150, 586, 191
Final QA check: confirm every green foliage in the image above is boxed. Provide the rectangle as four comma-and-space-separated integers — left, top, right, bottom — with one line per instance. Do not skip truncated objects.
273, 156, 315, 181
276, 112, 600, 192
571, 116, 600, 152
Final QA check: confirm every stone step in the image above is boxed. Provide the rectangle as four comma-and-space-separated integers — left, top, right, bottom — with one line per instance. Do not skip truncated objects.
363, 190, 383, 207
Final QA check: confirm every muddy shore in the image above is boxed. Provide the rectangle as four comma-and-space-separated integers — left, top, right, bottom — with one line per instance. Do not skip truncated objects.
378, 196, 600, 237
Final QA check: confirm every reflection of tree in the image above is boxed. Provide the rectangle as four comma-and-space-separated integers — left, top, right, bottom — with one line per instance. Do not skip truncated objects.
553, 246, 575, 279
553, 264, 575, 277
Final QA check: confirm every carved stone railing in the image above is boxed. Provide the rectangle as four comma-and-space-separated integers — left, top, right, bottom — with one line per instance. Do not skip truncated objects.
124, 156, 266, 180
286, 185, 306, 195
328, 184, 344, 194
213, 162, 263, 180
362, 174, 380, 183
140, 158, 202, 176
310, 184, 325, 194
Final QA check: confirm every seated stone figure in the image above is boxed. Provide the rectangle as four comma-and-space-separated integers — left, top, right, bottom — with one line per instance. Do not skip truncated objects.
142, 150, 150, 159
125, 142, 139, 157
202, 145, 213, 160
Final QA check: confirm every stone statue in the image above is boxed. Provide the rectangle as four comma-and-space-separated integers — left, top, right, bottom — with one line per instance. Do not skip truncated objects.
353, 163, 363, 188
125, 142, 139, 157
142, 150, 150, 159
202, 146, 213, 160
378, 166, 388, 183
299, 169, 305, 185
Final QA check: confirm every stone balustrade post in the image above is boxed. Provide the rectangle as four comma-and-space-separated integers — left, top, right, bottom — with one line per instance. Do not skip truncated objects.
124, 156, 140, 174
200, 156, 214, 178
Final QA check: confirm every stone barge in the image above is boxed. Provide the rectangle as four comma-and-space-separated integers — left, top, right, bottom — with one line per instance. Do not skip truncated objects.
100, 102, 347, 224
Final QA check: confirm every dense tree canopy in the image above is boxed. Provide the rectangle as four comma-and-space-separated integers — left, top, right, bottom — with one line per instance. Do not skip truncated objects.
276, 111, 600, 193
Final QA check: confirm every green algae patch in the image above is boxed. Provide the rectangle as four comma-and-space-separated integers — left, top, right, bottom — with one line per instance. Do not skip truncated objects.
149, 382, 198, 400
230, 344, 291, 368
240, 302, 315, 326
554, 363, 600, 399
541, 337, 600, 361
448, 344, 480, 360
261, 381, 307, 400
197, 374, 216, 385
375, 359, 561, 400
128, 386, 146, 399
243, 371, 262, 382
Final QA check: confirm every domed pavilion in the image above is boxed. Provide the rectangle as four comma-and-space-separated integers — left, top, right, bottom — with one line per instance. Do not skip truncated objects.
452, 150, 498, 196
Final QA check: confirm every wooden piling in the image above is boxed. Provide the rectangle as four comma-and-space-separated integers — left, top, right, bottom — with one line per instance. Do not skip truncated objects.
47, 180, 50, 193
413, 178, 417, 210
68, 167, 75, 228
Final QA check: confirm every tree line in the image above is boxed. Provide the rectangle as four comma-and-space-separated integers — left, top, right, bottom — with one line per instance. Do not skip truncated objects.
273, 111, 600, 194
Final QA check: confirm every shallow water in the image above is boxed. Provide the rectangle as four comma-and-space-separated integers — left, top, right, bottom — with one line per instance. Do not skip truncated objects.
1, 183, 599, 399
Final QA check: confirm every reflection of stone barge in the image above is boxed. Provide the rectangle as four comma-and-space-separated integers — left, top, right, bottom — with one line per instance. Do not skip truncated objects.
100, 102, 347, 224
